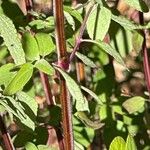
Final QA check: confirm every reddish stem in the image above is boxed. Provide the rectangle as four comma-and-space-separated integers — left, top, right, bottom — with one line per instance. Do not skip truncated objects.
39, 72, 54, 106
53, 0, 74, 149
0, 114, 15, 150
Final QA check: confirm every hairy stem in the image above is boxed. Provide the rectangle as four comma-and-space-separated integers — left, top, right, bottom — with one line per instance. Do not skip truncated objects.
53, 0, 74, 149
0, 114, 15, 150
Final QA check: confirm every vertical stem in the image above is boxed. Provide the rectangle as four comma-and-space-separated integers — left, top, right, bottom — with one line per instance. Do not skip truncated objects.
139, 12, 150, 94
0, 114, 15, 150
53, 0, 74, 150
39, 72, 54, 106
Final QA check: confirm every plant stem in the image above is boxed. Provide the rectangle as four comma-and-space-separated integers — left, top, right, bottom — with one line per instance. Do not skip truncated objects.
139, 12, 150, 95
69, 2, 95, 63
53, 0, 74, 149
0, 114, 15, 150
39, 72, 54, 106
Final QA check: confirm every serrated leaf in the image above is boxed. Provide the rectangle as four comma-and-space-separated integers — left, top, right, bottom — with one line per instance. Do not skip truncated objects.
55, 67, 89, 112
35, 59, 54, 75
76, 52, 97, 68
35, 33, 55, 57
83, 39, 126, 67
122, 96, 145, 114
125, 135, 137, 150
109, 136, 126, 150
124, 0, 148, 12
0, 63, 16, 86
81, 86, 102, 105
25, 142, 38, 150
0, 15, 26, 65
22, 32, 40, 61
87, 5, 111, 40
64, 6, 83, 22
4, 63, 33, 95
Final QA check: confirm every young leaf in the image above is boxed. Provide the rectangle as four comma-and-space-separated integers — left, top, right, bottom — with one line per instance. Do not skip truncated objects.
122, 96, 145, 114
35, 33, 55, 57
37, 145, 56, 150
81, 86, 103, 105
109, 136, 126, 150
124, 0, 149, 12
4, 63, 33, 95
82, 39, 126, 67
34, 59, 54, 75
55, 67, 89, 112
0, 63, 16, 86
125, 135, 137, 150
22, 32, 40, 61
0, 15, 26, 65
87, 5, 111, 40
76, 52, 97, 68
25, 142, 38, 150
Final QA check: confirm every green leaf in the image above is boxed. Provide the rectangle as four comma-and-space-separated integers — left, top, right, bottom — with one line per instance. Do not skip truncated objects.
64, 11, 75, 30
4, 63, 33, 95
81, 86, 102, 105
124, 0, 149, 12
0, 63, 16, 86
22, 32, 40, 61
55, 67, 89, 112
76, 52, 97, 68
122, 96, 145, 114
82, 39, 126, 67
111, 15, 144, 30
35, 33, 55, 57
125, 135, 137, 150
132, 32, 144, 53
64, 6, 83, 22
25, 142, 38, 150
87, 5, 111, 40
16, 91, 38, 117
109, 136, 126, 150
0, 14, 26, 65
35, 59, 54, 75
74, 141, 84, 150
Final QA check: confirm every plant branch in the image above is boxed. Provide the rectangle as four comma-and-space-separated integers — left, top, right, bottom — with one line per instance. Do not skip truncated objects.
0, 114, 15, 150
53, 0, 74, 149
69, 2, 95, 63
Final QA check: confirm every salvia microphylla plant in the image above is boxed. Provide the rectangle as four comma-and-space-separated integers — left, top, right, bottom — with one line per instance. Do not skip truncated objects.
0, 0, 150, 149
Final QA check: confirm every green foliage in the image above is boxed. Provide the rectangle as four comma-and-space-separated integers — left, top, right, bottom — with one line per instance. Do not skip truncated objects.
0, 14, 26, 65
0, 0, 149, 149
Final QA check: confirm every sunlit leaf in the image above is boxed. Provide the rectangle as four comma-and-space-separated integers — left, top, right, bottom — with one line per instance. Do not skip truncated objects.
122, 96, 145, 114
35, 59, 54, 75
4, 63, 33, 95
109, 136, 126, 150
125, 135, 137, 150
87, 5, 111, 40
0, 15, 26, 65
25, 142, 38, 150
